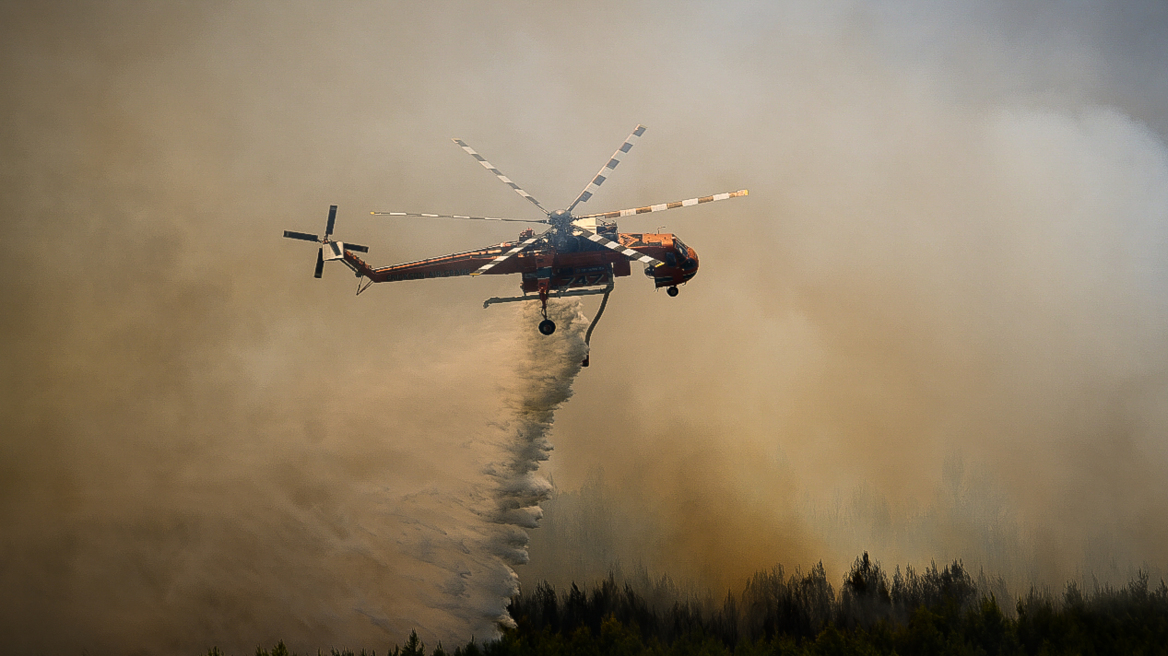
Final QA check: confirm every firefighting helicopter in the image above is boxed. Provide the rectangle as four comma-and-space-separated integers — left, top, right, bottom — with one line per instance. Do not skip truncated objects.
282, 125, 747, 343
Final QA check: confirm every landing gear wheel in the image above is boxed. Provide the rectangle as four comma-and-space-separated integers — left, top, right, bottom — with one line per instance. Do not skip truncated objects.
538, 319, 556, 335
667, 286, 679, 297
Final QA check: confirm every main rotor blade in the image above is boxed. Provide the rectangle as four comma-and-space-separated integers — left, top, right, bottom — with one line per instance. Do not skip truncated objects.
470, 232, 545, 276
370, 210, 548, 224
574, 189, 749, 221
343, 242, 370, 253
325, 205, 338, 236
566, 124, 646, 214
452, 139, 549, 215
575, 228, 664, 267
284, 230, 321, 242
313, 248, 325, 278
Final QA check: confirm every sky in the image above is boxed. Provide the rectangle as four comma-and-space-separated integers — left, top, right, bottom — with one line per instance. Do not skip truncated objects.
2, 1, 1168, 653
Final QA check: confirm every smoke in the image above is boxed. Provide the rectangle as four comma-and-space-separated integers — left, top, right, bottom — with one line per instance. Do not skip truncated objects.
3, 0, 1168, 652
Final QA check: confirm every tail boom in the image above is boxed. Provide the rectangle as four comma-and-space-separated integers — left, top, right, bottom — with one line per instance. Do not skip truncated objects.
346, 243, 526, 283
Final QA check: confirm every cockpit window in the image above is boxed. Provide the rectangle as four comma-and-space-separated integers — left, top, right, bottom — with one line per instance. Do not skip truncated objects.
673, 237, 687, 256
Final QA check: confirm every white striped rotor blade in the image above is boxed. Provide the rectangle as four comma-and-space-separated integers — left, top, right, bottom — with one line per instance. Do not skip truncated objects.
452, 139, 549, 215
470, 234, 543, 276
566, 124, 647, 213
371, 210, 546, 224
575, 189, 749, 221
576, 229, 663, 267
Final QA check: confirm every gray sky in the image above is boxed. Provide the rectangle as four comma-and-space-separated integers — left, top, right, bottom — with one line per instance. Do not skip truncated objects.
3, 1, 1168, 653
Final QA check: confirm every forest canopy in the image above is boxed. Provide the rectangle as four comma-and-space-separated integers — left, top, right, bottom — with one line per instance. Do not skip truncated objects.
221, 554, 1168, 656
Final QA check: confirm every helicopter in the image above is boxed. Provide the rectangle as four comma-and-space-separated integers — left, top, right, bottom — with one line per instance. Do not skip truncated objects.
282, 124, 747, 345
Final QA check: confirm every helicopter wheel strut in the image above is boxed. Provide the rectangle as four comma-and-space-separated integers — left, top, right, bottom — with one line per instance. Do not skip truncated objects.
536, 284, 555, 335
667, 286, 679, 297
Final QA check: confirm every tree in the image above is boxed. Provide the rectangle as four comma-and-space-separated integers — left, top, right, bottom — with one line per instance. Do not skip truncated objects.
839, 552, 892, 629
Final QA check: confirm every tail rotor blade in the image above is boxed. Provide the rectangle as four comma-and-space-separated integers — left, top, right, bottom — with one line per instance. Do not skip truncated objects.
284, 230, 320, 242
313, 248, 325, 278
325, 205, 338, 236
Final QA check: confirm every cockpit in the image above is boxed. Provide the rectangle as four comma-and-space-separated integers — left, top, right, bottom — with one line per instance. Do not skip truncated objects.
671, 237, 695, 269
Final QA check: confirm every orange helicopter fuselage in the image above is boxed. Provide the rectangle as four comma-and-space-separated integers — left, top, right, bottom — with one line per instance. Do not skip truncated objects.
344, 230, 698, 294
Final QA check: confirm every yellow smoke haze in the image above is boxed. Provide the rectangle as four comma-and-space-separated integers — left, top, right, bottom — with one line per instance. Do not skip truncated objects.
2, 1, 1167, 653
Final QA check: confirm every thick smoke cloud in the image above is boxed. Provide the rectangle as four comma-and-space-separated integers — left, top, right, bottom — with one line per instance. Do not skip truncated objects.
2, 0, 1168, 652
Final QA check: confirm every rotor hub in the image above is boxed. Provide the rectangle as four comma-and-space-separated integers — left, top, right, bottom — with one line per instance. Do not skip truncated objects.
548, 209, 574, 238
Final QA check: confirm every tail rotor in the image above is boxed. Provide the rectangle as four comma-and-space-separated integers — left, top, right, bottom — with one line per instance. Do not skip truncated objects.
282, 205, 369, 279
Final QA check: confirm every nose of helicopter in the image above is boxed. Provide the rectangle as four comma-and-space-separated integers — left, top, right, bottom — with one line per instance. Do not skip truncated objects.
646, 247, 700, 287
681, 248, 700, 281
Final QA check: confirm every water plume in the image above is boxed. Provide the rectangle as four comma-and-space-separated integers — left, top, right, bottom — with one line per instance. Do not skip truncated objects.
316, 300, 590, 642
478, 300, 589, 624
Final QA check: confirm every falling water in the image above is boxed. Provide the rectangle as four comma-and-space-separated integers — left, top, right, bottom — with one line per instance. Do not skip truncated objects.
477, 300, 589, 626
